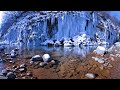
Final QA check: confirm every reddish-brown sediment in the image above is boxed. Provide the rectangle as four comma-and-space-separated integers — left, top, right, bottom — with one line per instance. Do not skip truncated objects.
1, 50, 120, 79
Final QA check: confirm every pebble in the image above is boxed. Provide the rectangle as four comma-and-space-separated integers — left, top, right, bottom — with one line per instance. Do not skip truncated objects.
22, 77, 26, 79
19, 68, 27, 73
39, 62, 47, 67
7, 72, 16, 79
107, 64, 113, 68
85, 73, 98, 79
26, 72, 32, 76
20, 64, 26, 68
30, 61, 34, 65
12, 65, 17, 69
103, 62, 109, 67
100, 66, 104, 70
50, 60, 56, 65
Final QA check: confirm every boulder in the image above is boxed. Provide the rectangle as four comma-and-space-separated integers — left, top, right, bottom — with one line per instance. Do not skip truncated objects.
94, 46, 107, 55
42, 54, 51, 62
7, 72, 16, 79
30, 55, 43, 61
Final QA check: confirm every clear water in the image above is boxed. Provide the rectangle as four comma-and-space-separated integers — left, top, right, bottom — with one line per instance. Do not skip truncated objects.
0, 44, 111, 73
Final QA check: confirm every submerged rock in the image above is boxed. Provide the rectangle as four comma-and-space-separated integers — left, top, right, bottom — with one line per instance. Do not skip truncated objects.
7, 72, 16, 79
39, 62, 47, 67
85, 73, 98, 79
19, 67, 27, 73
94, 58, 105, 64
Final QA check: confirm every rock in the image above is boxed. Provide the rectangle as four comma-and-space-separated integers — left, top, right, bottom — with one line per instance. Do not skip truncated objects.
5, 53, 10, 56
30, 55, 43, 61
26, 72, 32, 76
1, 69, 7, 76
9, 60, 15, 64
115, 54, 120, 57
19, 68, 27, 73
30, 61, 34, 65
7, 72, 16, 79
12, 65, 17, 69
0, 75, 8, 79
94, 58, 105, 64
22, 77, 26, 79
85, 73, 97, 79
50, 60, 56, 65
103, 62, 109, 67
94, 46, 107, 55
42, 54, 51, 62
14, 48, 19, 51
108, 64, 113, 68
11, 54, 16, 58
20, 64, 26, 68
39, 62, 47, 67
100, 66, 104, 70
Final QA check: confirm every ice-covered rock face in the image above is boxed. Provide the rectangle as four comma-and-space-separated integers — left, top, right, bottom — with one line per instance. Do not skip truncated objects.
0, 11, 119, 47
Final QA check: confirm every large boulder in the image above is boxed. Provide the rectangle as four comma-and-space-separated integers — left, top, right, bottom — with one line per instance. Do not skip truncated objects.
42, 54, 51, 62
94, 46, 107, 55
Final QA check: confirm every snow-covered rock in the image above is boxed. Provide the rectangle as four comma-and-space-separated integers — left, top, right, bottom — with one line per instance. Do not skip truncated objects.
42, 54, 51, 62
64, 40, 74, 47
94, 46, 107, 55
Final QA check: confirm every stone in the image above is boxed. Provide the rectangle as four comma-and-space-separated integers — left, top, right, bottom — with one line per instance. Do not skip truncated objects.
20, 64, 26, 68
14, 48, 19, 51
115, 54, 120, 57
22, 77, 26, 79
0, 75, 8, 79
50, 60, 56, 65
26, 72, 32, 76
1, 69, 7, 76
107, 64, 113, 68
85, 73, 98, 79
9, 60, 15, 64
94, 46, 106, 55
100, 66, 104, 70
30, 55, 43, 61
7, 72, 16, 79
39, 62, 47, 67
30, 61, 34, 65
103, 62, 109, 67
12, 65, 17, 69
42, 54, 51, 62
19, 68, 27, 73
94, 58, 105, 64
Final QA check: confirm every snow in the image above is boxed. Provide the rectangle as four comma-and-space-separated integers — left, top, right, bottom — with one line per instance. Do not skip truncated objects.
0, 11, 119, 48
